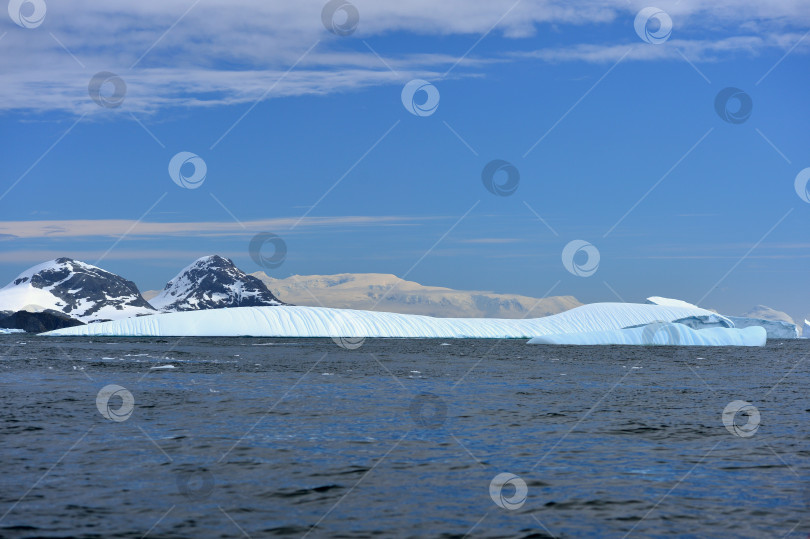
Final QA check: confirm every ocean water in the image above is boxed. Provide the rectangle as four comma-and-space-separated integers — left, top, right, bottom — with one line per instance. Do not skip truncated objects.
0, 335, 808, 538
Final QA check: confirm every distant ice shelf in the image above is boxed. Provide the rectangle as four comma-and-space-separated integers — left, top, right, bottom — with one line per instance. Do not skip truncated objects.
527, 324, 767, 347
0, 328, 25, 335
44, 302, 731, 339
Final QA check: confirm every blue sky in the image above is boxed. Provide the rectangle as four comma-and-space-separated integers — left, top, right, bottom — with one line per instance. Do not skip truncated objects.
1, 0, 809, 321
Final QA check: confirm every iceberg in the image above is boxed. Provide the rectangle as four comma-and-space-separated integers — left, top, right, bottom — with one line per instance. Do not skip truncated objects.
527, 324, 766, 347
647, 296, 800, 339
726, 317, 799, 340
44, 302, 727, 339
804, 320, 810, 338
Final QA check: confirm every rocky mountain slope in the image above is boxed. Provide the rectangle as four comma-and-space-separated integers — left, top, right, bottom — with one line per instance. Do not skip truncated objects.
0, 258, 155, 322
149, 255, 284, 312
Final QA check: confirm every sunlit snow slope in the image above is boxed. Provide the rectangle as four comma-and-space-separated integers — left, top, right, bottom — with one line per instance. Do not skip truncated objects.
46, 302, 727, 338
0, 258, 155, 322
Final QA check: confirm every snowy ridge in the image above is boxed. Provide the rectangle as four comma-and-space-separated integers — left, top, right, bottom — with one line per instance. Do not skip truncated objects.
646, 296, 701, 309
0, 258, 154, 322
46, 302, 725, 338
150, 255, 283, 312
741, 305, 794, 325
528, 325, 766, 346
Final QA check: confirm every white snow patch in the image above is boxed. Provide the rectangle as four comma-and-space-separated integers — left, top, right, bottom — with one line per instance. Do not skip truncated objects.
646, 297, 701, 309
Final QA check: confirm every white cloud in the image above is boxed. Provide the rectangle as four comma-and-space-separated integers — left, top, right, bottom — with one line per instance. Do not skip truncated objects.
515, 33, 810, 63
0, 249, 225, 264
0, 0, 807, 114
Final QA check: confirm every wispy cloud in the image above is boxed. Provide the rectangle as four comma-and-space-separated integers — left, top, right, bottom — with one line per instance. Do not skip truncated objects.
515, 33, 810, 64
0, 215, 438, 239
459, 238, 522, 244
1, 0, 807, 114
0, 249, 225, 264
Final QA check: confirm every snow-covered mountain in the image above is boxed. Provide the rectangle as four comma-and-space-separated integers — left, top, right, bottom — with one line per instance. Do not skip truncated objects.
728, 305, 799, 339
250, 272, 581, 318
740, 305, 794, 325
149, 255, 284, 312
0, 258, 155, 323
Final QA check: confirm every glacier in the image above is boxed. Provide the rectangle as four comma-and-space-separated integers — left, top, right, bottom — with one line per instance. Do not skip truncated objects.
527, 324, 766, 346
46, 302, 734, 340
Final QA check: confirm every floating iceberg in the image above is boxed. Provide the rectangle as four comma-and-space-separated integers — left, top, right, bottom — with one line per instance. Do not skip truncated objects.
804, 320, 810, 338
726, 317, 799, 340
527, 324, 766, 347
647, 296, 799, 339
45, 302, 727, 339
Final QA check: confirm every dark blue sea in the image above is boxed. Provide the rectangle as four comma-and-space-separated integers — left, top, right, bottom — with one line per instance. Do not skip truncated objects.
1, 335, 808, 538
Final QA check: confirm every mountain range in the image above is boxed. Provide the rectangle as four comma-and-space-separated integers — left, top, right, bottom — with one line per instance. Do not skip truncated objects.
0, 256, 283, 326
0, 255, 803, 336
248, 272, 582, 319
